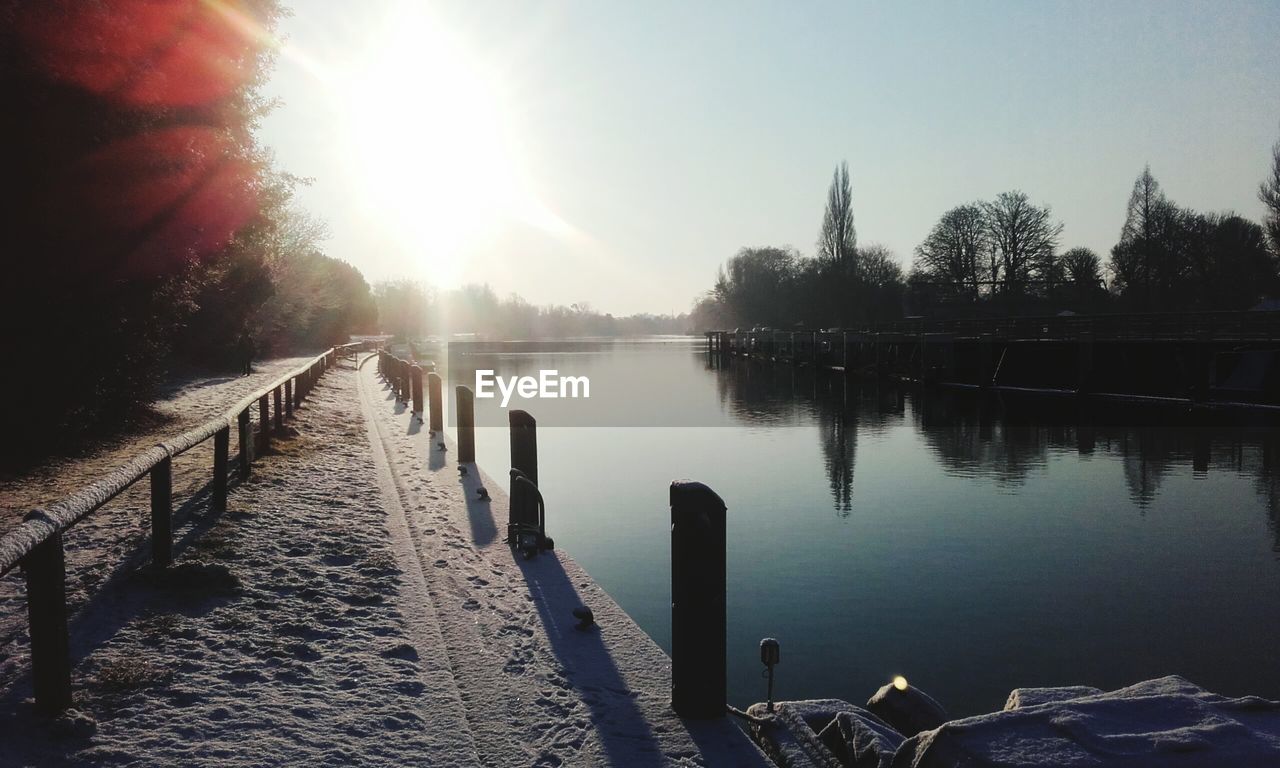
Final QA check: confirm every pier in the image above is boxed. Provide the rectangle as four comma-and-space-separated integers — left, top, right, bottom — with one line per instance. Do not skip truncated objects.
706, 309, 1280, 405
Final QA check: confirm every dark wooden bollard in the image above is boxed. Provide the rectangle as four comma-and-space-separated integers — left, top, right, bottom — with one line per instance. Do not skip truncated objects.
213, 425, 229, 512
456, 385, 475, 463
151, 456, 173, 566
238, 408, 252, 477
670, 480, 727, 719
509, 409, 537, 485
412, 365, 424, 416
258, 394, 271, 453
22, 516, 71, 713
273, 386, 284, 431
428, 372, 444, 433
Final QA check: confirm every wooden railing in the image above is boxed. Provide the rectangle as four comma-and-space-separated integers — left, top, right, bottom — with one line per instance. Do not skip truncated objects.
0, 341, 370, 712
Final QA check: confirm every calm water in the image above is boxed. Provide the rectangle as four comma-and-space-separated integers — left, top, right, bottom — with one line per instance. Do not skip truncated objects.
442, 337, 1280, 717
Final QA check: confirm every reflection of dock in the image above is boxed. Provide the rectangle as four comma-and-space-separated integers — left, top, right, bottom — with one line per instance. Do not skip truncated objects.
706, 310, 1280, 406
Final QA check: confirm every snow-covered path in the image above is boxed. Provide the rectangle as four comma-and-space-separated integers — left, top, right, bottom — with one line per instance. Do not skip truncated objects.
2, 360, 460, 765
356, 354, 769, 766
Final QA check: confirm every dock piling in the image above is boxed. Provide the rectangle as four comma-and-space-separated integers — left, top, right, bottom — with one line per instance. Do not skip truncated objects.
670, 480, 727, 719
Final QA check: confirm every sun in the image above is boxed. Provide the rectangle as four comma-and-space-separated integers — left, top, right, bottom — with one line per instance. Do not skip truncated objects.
337, 9, 526, 286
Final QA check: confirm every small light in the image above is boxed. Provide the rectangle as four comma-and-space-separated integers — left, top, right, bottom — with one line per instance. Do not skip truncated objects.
893, 676, 909, 691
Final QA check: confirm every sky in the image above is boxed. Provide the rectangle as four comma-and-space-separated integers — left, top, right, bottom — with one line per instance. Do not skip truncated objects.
258, 0, 1280, 316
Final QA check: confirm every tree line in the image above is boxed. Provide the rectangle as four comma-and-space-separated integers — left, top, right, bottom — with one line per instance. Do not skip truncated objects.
373, 281, 687, 341
694, 136, 1280, 329
2, 2, 376, 465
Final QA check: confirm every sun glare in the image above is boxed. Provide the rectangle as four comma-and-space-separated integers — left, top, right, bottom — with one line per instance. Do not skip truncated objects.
338, 8, 551, 286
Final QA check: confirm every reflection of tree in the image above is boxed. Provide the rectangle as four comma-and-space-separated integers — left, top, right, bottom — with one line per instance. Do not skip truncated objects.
916, 392, 1050, 486
709, 355, 1280, 532
815, 381, 856, 515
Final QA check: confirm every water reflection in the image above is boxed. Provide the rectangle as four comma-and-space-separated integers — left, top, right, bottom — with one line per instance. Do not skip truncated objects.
707, 357, 1280, 539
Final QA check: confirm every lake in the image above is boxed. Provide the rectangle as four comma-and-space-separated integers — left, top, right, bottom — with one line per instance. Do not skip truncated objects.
441, 336, 1280, 717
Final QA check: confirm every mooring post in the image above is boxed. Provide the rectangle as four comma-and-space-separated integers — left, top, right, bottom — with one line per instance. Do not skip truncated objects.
213, 425, 229, 512
22, 517, 71, 713
238, 408, 252, 477
150, 456, 173, 566
509, 409, 538, 485
457, 385, 475, 463
979, 333, 993, 387
670, 480, 727, 719
428, 372, 444, 433
411, 365, 424, 416
258, 394, 271, 454
1077, 331, 1094, 394
273, 385, 284, 432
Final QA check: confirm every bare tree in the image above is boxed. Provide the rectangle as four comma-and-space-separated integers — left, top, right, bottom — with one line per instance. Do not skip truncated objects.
1060, 247, 1103, 289
817, 161, 857, 272
913, 203, 988, 299
984, 190, 1062, 296
1260, 130, 1280, 258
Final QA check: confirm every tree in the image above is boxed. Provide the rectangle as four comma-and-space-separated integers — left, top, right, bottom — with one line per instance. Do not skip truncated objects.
1057, 247, 1106, 308
857, 244, 905, 321
374, 280, 433, 340
1261, 129, 1280, 259
1, 0, 286, 464
1183, 213, 1276, 309
817, 161, 857, 272
984, 190, 1062, 297
1110, 166, 1183, 309
913, 204, 989, 300
713, 246, 802, 327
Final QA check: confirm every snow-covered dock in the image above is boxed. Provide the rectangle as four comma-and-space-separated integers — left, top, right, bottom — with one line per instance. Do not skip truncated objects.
1, 354, 769, 766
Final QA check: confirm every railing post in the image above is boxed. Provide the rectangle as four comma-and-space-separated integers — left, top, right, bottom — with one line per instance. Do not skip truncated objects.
457, 385, 475, 463
258, 394, 271, 453
22, 515, 71, 713
428, 372, 444, 433
412, 365, 424, 416
670, 480, 727, 719
285, 379, 293, 418
213, 426, 229, 512
238, 408, 252, 477
509, 409, 537, 485
151, 456, 173, 566
273, 386, 284, 432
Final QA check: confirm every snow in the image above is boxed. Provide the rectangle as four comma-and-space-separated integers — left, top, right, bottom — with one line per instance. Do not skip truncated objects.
1, 356, 313, 691
0, 354, 771, 766
748, 677, 1280, 767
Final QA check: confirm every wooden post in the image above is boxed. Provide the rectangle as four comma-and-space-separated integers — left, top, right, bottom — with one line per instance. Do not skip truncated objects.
457, 385, 475, 463
412, 365, 424, 416
670, 480, 727, 719
285, 379, 293, 418
273, 386, 284, 432
258, 394, 270, 454
150, 456, 173, 567
979, 333, 993, 387
428, 372, 444, 433
213, 426, 229, 512
238, 408, 252, 477
22, 517, 71, 713
1077, 331, 1094, 394
509, 409, 537, 485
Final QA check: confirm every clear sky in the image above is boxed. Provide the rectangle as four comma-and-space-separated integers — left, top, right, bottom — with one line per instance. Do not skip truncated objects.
259, 0, 1280, 316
